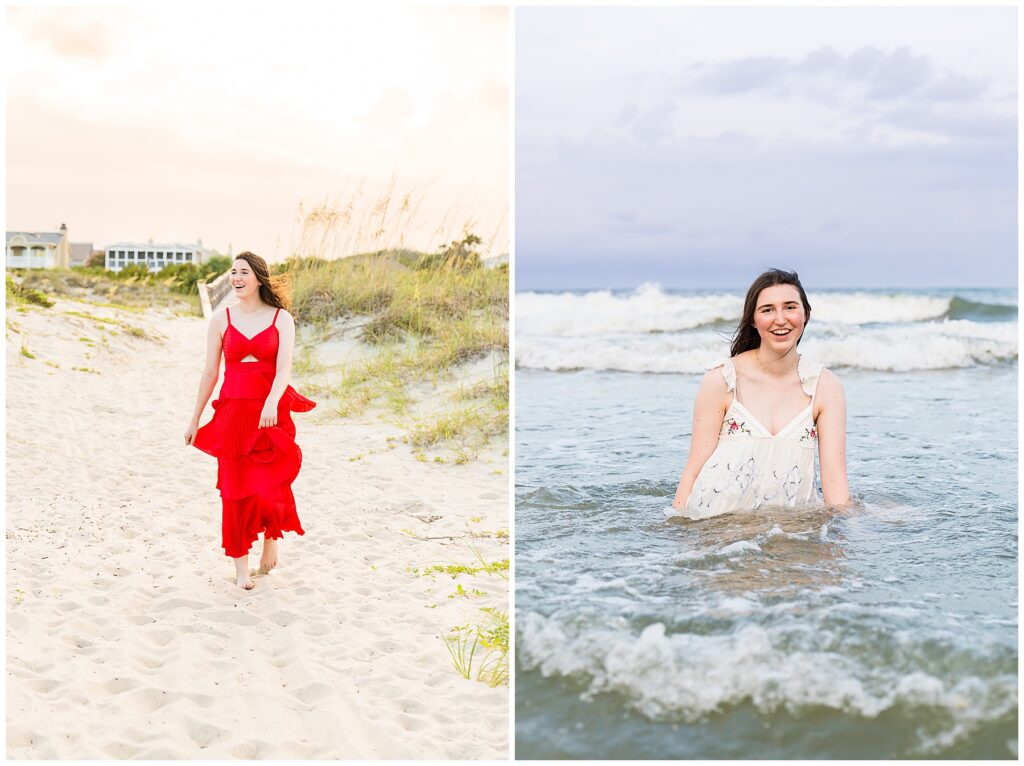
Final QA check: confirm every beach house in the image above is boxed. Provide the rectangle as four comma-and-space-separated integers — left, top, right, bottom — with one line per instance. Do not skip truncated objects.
6, 225, 72, 269
104, 239, 212, 273
69, 242, 95, 267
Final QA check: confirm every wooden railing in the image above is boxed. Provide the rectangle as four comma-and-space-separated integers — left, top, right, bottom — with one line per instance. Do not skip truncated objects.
198, 270, 233, 318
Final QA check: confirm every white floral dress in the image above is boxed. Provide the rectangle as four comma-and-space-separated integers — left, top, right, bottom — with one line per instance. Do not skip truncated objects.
670, 356, 824, 520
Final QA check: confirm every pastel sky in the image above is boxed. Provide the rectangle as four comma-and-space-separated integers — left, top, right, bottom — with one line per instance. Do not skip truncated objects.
517, 6, 1017, 290
7, 5, 508, 260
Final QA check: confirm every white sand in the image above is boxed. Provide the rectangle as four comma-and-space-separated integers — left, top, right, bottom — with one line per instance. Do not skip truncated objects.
6, 298, 509, 759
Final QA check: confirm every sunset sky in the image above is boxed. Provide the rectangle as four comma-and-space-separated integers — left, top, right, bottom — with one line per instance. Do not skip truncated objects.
7, 5, 508, 260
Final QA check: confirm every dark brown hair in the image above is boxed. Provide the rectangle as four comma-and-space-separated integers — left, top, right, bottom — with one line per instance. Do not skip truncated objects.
730, 268, 812, 357
233, 251, 291, 311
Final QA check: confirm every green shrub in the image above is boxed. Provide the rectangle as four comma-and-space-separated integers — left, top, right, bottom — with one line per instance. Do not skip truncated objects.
6, 274, 54, 308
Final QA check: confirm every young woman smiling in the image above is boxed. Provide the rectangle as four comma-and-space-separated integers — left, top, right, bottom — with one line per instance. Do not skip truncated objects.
670, 268, 851, 519
184, 252, 315, 589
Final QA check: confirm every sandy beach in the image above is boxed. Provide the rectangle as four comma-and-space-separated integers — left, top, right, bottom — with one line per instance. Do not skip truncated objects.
6, 298, 508, 759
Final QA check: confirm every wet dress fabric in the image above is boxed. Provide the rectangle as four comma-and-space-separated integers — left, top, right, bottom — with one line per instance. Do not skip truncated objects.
669, 355, 824, 520
193, 307, 315, 557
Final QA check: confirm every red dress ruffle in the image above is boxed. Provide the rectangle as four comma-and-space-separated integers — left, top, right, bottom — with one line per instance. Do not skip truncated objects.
193, 309, 315, 558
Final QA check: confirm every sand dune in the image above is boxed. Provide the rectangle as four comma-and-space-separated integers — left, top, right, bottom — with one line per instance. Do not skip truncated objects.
6, 298, 508, 759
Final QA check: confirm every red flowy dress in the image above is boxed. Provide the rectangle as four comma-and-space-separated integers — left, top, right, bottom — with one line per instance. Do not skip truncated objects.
193, 307, 315, 558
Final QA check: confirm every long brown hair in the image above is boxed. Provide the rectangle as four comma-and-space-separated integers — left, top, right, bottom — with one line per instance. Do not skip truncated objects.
233, 251, 291, 311
730, 268, 812, 357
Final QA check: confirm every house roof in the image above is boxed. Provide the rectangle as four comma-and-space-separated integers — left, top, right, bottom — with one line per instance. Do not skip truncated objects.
105, 242, 207, 251
6, 231, 63, 245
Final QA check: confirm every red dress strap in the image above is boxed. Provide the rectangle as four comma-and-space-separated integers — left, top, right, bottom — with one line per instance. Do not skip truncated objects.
225, 307, 232, 326
272, 308, 280, 326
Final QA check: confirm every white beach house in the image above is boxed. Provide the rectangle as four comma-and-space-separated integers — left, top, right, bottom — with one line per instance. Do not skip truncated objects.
6, 225, 72, 269
104, 239, 212, 273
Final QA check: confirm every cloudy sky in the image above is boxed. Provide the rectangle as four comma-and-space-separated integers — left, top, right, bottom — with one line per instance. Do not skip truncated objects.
7, 5, 508, 260
517, 6, 1016, 290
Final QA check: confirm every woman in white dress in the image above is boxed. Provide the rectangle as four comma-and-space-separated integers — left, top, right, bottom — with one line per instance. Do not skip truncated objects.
671, 269, 851, 519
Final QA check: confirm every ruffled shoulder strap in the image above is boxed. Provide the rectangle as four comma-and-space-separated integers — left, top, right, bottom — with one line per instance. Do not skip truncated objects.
798, 356, 825, 398
705, 358, 736, 392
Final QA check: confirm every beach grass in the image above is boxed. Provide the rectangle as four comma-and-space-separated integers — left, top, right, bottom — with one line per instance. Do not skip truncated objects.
407, 536, 509, 686
60, 310, 163, 343
286, 236, 509, 458
12, 268, 201, 314
442, 607, 509, 687
7, 274, 55, 308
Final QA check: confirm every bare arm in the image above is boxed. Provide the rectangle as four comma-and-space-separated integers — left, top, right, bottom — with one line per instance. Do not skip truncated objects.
672, 369, 729, 509
259, 310, 296, 427
184, 310, 225, 444
815, 368, 851, 507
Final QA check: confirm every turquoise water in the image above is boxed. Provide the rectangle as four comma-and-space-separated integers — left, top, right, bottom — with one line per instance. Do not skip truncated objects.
514, 288, 1017, 759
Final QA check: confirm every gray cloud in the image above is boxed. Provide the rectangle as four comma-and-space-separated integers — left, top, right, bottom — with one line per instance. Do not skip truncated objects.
516, 132, 1016, 289
689, 45, 988, 105
924, 72, 990, 101
692, 55, 789, 94
614, 103, 642, 127
862, 47, 932, 99
629, 100, 677, 145
881, 105, 1016, 145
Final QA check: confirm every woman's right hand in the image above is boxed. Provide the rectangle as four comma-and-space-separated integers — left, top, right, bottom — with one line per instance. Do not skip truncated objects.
184, 421, 199, 446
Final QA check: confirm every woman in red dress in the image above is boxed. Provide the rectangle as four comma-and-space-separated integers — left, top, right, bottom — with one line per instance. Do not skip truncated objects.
184, 251, 315, 589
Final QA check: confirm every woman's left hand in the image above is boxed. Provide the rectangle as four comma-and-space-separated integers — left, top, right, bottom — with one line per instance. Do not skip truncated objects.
259, 401, 278, 428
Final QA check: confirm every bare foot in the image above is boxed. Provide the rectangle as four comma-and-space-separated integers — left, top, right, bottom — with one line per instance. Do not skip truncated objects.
233, 555, 254, 590
258, 537, 279, 575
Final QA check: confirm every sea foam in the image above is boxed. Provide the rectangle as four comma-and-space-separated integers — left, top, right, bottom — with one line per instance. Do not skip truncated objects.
517, 611, 1017, 754
516, 319, 1017, 373
517, 285, 965, 338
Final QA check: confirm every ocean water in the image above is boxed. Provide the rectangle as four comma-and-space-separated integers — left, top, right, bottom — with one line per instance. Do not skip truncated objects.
514, 286, 1018, 759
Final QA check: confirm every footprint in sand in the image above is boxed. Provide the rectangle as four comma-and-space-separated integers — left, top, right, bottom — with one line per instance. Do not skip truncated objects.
153, 598, 208, 613
302, 621, 330, 637
103, 741, 144, 759
142, 628, 175, 647
102, 676, 140, 695
268, 610, 299, 627
293, 681, 333, 705
207, 610, 260, 626
186, 719, 229, 749
133, 653, 166, 671
25, 677, 62, 695
229, 741, 268, 759
129, 686, 175, 712
397, 713, 429, 732
63, 634, 93, 650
